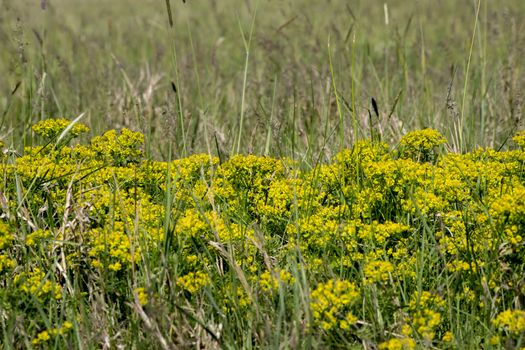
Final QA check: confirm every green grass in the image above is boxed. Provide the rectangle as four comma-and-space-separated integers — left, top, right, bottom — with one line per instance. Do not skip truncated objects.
1, 0, 524, 158
1, 1, 525, 349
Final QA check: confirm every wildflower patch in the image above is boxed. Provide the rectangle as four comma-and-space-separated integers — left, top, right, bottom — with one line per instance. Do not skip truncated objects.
2, 119, 525, 348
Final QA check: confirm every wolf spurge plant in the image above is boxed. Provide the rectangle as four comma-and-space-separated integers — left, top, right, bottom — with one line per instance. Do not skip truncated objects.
1, 118, 525, 349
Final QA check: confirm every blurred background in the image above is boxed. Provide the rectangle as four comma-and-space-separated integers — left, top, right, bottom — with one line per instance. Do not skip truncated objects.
0, 0, 524, 160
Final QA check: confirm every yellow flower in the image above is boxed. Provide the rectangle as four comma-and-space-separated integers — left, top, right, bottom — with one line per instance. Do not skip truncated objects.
88, 221, 140, 271
25, 229, 53, 247
442, 331, 454, 342
259, 269, 295, 292
493, 309, 525, 333
489, 335, 500, 345
31, 322, 74, 345
363, 260, 394, 284
0, 254, 15, 273
378, 337, 416, 350
177, 271, 210, 294
400, 128, 446, 162
512, 130, 525, 148
14, 268, 62, 300
310, 279, 360, 331
32, 118, 90, 139
0, 221, 13, 250
32, 330, 50, 345
135, 287, 149, 306
400, 128, 447, 151
406, 291, 445, 341
90, 128, 144, 164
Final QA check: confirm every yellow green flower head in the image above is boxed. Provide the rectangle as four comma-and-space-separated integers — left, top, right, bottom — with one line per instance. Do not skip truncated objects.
378, 337, 416, 350
32, 330, 50, 345
259, 269, 295, 292
400, 128, 447, 151
31, 322, 74, 345
0, 221, 13, 250
14, 268, 62, 300
492, 309, 525, 333
358, 221, 410, 244
91, 128, 144, 164
25, 229, 53, 247
134, 287, 149, 306
404, 291, 445, 341
408, 291, 446, 310
363, 260, 394, 284
512, 130, 525, 148
32, 118, 90, 139
88, 221, 141, 271
177, 271, 210, 294
175, 209, 209, 237
0, 254, 15, 273
310, 279, 360, 331
489, 185, 525, 245
442, 331, 454, 342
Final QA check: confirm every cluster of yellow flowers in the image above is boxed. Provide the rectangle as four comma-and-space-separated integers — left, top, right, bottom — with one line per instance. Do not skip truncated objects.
3, 119, 525, 347
379, 291, 447, 348
493, 309, 525, 333
14, 267, 63, 300
399, 128, 447, 162
310, 279, 360, 331
134, 287, 149, 306
491, 309, 525, 346
0, 222, 15, 273
32, 321, 74, 345
259, 269, 295, 292
91, 128, 145, 165
32, 118, 90, 139
177, 271, 210, 294
405, 291, 446, 341
363, 260, 394, 284
378, 337, 416, 350
88, 222, 141, 272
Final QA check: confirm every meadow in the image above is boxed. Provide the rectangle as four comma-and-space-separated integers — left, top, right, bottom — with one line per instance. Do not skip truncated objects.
0, 0, 525, 349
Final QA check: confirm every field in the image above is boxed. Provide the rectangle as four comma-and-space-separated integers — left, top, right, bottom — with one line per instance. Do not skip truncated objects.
1, 0, 525, 348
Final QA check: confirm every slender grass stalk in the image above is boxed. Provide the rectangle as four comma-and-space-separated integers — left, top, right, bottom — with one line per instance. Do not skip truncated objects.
55, 112, 85, 146
460, 0, 482, 152
477, 0, 488, 146
235, 2, 258, 155
264, 76, 277, 156
328, 35, 345, 152
163, 7, 188, 157
163, 142, 173, 252
350, 33, 358, 144
418, 17, 430, 129
187, 22, 205, 152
